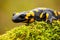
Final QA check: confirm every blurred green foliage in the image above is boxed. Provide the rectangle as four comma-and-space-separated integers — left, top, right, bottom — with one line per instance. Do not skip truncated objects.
0, 0, 60, 34
0, 21, 60, 40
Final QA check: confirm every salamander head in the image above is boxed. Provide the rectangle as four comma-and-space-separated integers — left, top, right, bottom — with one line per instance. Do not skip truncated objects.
12, 11, 27, 23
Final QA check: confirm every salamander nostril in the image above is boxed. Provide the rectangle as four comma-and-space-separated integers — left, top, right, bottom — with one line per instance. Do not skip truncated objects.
13, 13, 15, 16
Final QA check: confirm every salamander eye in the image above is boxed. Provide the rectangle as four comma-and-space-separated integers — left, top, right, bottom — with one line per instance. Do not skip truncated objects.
19, 14, 25, 18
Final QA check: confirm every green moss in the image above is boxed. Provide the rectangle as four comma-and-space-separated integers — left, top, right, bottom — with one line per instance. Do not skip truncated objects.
0, 21, 60, 40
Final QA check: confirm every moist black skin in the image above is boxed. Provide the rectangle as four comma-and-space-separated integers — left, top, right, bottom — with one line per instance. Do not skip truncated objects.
12, 8, 60, 24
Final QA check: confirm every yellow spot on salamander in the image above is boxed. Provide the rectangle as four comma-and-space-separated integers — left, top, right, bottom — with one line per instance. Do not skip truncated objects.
40, 13, 44, 18
16, 13, 19, 15
29, 18, 34, 23
25, 12, 31, 19
29, 11, 34, 16
54, 11, 58, 16
58, 11, 60, 15
24, 11, 34, 22
46, 13, 49, 21
46, 13, 49, 19
25, 16, 28, 19
26, 13, 30, 17
25, 11, 34, 19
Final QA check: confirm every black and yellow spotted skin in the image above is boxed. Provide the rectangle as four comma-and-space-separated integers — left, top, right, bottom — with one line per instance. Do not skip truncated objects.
12, 8, 60, 23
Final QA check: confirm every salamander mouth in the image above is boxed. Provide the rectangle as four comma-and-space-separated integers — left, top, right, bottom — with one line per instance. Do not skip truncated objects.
12, 18, 20, 23
12, 18, 27, 23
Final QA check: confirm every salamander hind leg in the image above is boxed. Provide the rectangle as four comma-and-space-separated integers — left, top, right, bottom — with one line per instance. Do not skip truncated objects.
46, 16, 57, 23
44, 10, 57, 23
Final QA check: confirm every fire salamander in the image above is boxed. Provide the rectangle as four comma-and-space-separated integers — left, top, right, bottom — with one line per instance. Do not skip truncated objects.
12, 8, 60, 24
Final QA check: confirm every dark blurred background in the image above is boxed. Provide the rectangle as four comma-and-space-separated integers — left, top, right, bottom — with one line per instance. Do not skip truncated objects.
0, 0, 60, 35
